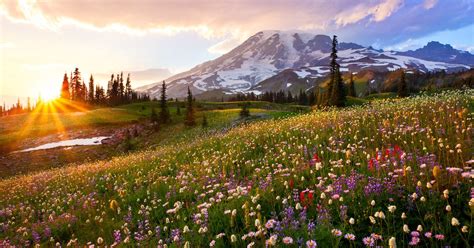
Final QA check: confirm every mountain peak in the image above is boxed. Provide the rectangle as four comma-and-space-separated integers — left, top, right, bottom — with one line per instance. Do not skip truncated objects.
424, 41, 454, 50
398, 41, 473, 65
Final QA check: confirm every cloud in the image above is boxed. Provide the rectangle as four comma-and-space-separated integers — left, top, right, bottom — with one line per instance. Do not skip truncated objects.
334, 0, 403, 26
423, 0, 438, 9
0, 0, 472, 50
0, 0, 407, 39
208, 37, 244, 54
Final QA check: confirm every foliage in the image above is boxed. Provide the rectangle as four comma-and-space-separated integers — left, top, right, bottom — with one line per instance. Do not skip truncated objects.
240, 102, 251, 118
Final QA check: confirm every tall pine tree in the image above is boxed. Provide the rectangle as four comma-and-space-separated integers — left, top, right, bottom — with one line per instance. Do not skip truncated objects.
159, 81, 170, 123
328, 35, 346, 107
88, 75, 95, 103
119, 72, 125, 103
184, 87, 196, 126
125, 73, 132, 102
72, 68, 82, 101
60, 73, 70, 100
397, 69, 408, 98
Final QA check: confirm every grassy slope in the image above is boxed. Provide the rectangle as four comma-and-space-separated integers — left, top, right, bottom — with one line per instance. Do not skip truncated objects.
0, 101, 307, 150
0, 101, 295, 178
0, 90, 472, 247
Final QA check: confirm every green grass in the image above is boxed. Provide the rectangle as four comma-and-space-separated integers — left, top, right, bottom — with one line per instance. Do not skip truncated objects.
0, 101, 300, 150
346, 96, 369, 106
365, 92, 397, 99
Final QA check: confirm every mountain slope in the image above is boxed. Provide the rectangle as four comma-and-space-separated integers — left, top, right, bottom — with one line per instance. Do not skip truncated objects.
138, 30, 473, 98
397, 41, 474, 66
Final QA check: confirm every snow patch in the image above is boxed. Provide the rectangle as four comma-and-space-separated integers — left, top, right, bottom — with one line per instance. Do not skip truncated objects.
16, 137, 110, 153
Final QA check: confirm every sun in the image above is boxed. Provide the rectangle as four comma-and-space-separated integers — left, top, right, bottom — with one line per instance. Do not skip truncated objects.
40, 88, 60, 102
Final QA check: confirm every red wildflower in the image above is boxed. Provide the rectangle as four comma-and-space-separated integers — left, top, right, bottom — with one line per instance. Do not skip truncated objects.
307, 191, 314, 201
368, 158, 375, 171
300, 191, 305, 202
313, 153, 321, 162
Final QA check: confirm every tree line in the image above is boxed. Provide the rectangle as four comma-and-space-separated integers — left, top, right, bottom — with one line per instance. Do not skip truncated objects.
61, 68, 150, 106
150, 81, 197, 130
0, 97, 37, 116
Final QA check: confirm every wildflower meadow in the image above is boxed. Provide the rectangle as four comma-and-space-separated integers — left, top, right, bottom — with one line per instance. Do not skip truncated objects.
0, 90, 473, 247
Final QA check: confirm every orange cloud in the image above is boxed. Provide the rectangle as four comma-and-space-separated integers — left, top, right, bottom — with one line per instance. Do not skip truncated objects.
0, 0, 405, 40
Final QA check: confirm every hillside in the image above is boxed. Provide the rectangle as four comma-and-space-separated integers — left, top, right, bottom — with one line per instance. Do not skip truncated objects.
137, 30, 473, 99
0, 90, 472, 247
0, 100, 300, 178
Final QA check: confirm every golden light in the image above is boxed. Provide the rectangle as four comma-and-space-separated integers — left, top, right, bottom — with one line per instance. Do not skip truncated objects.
39, 88, 60, 102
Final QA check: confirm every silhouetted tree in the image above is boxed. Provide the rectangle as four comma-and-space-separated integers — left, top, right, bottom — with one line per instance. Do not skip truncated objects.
159, 81, 171, 123
60, 73, 70, 100
88, 75, 95, 103
125, 73, 132, 102
72, 68, 82, 101
308, 89, 316, 105
184, 87, 196, 126
298, 89, 308, 105
119, 72, 125, 102
398, 70, 409, 98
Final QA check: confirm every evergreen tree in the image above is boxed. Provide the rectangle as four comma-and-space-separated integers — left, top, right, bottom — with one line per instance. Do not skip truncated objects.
347, 72, 356, 97
398, 69, 409, 98
328, 35, 346, 107
88, 75, 95, 103
70, 72, 75, 101
125, 73, 132, 102
298, 89, 308, 105
107, 74, 114, 101
95, 85, 102, 104
60, 73, 70, 100
240, 102, 250, 118
72, 68, 82, 101
81, 82, 88, 102
176, 99, 181, 115
27, 97, 31, 112
16, 98, 22, 113
308, 90, 316, 105
111, 74, 120, 105
287, 91, 294, 103
119, 72, 125, 103
159, 81, 170, 123
184, 87, 196, 126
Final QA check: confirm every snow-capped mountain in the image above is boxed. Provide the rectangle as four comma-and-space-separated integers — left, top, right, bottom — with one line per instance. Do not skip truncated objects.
138, 30, 473, 98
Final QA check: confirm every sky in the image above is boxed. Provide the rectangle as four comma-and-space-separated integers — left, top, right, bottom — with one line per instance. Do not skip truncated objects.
0, 0, 473, 107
